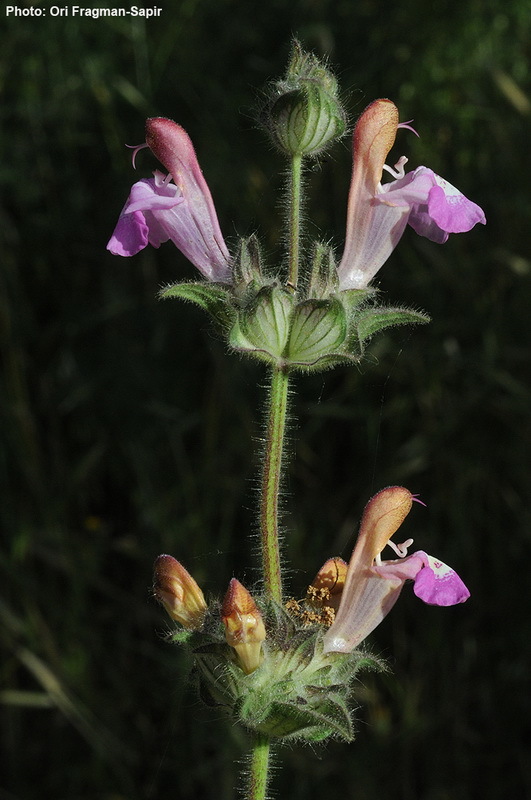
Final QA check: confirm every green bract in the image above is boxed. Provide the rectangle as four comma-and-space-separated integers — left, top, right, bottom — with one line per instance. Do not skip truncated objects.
159, 240, 430, 373
175, 601, 383, 743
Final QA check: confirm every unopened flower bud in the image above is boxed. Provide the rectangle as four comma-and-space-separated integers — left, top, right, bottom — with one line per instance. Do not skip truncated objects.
221, 578, 266, 674
309, 556, 348, 612
264, 40, 346, 157
153, 554, 207, 629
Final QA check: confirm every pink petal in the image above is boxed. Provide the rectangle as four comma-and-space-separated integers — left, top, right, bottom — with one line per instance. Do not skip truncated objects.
107, 173, 231, 280
126, 178, 183, 215
412, 551, 470, 606
378, 166, 486, 244
337, 201, 411, 289
426, 179, 486, 233
405, 206, 451, 243
107, 209, 150, 256
404, 167, 486, 242
371, 552, 425, 582
107, 177, 179, 256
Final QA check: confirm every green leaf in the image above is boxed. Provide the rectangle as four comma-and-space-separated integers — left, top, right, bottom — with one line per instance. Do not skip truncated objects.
228, 318, 263, 354
158, 281, 234, 327
356, 306, 430, 345
286, 299, 346, 364
243, 697, 328, 739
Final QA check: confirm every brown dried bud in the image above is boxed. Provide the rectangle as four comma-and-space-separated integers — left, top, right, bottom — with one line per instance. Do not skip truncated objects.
221, 578, 266, 674
310, 556, 348, 611
153, 554, 207, 629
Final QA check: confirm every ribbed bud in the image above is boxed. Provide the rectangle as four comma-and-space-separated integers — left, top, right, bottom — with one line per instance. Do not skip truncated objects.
221, 578, 266, 674
153, 554, 207, 629
264, 41, 346, 157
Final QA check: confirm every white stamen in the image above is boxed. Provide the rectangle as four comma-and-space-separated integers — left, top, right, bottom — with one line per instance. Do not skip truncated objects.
126, 142, 149, 170
386, 537, 414, 558
382, 155, 409, 181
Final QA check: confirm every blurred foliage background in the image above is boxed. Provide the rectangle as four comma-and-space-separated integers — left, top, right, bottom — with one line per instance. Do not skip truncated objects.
1, 0, 530, 798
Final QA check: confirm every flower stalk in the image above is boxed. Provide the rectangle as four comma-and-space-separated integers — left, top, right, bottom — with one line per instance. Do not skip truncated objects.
287, 153, 303, 291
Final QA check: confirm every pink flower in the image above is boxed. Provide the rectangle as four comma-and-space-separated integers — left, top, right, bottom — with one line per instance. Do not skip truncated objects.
322, 486, 470, 654
337, 99, 486, 290
107, 118, 231, 283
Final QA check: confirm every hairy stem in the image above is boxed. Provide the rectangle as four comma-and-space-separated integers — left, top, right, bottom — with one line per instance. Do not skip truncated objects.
247, 734, 271, 800
249, 147, 302, 800
287, 154, 303, 290
260, 366, 290, 603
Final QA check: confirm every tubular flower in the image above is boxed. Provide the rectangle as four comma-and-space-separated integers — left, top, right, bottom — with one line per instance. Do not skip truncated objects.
107, 118, 231, 282
322, 487, 470, 654
337, 99, 486, 290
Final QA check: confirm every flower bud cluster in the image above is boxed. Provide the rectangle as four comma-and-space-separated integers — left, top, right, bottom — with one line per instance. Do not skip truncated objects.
152, 553, 382, 742
153, 555, 267, 673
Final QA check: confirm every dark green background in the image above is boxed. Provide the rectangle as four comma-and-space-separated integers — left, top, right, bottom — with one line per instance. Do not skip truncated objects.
1, 1, 529, 798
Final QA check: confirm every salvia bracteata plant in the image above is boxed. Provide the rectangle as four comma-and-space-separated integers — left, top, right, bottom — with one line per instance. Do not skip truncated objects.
107, 41, 483, 800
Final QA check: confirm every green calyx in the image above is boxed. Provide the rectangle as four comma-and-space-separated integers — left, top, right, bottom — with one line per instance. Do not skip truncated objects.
159, 237, 430, 373
228, 287, 352, 370
228, 287, 429, 372
187, 602, 384, 743
264, 41, 346, 158
236, 285, 294, 361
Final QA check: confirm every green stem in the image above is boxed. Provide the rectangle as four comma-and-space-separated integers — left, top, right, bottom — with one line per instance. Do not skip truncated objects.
287, 153, 303, 290
248, 148, 301, 800
260, 366, 290, 603
247, 735, 271, 800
